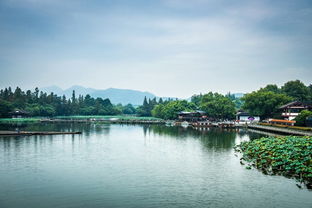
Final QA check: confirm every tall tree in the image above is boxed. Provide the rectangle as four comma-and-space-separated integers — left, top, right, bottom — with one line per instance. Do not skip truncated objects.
199, 92, 236, 119
152, 100, 196, 120
158, 98, 164, 104
260, 84, 281, 93
242, 91, 292, 119
281, 80, 309, 101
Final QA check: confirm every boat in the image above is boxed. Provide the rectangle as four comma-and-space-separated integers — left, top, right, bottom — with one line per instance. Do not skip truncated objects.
181, 121, 189, 128
165, 121, 175, 126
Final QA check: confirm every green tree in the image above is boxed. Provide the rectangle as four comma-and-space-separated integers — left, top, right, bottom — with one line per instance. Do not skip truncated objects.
0, 99, 13, 117
158, 98, 164, 104
260, 84, 280, 93
13, 87, 26, 108
199, 92, 236, 119
0, 87, 121, 117
137, 96, 158, 116
152, 100, 196, 120
281, 80, 309, 101
294, 110, 312, 126
225, 92, 244, 110
122, 104, 136, 114
151, 104, 165, 118
191, 94, 203, 106
242, 91, 292, 119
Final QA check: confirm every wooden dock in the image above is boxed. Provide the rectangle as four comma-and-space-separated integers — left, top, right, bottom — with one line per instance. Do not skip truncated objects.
191, 122, 237, 128
0, 131, 82, 136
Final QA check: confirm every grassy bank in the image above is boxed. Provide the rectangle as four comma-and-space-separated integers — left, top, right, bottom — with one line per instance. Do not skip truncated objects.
0, 115, 162, 124
0, 118, 41, 124
235, 136, 312, 189
55, 115, 162, 121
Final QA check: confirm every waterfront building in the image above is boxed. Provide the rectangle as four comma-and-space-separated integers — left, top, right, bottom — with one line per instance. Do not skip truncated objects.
177, 110, 207, 122
279, 101, 312, 120
236, 111, 260, 123
9, 110, 29, 118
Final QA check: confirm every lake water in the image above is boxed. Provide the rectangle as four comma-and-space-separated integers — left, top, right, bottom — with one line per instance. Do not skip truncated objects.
0, 123, 311, 208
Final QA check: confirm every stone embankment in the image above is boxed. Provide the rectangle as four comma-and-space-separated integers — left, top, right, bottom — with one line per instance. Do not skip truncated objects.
248, 124, 312, 136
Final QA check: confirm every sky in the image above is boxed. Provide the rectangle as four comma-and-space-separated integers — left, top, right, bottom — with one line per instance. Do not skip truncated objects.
0, 0, 311, 98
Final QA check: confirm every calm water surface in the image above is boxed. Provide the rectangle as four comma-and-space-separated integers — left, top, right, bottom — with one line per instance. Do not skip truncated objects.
0, 123, 311, 208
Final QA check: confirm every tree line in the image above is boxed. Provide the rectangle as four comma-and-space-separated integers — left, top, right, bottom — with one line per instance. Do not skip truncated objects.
0, 87, 137, 117
151, 92, 236, 120
0, 80, 311, 123
242, 80, 312, 119
149, 80, 312, 121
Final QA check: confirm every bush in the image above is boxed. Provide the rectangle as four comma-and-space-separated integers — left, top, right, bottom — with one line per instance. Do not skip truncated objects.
235, 136, 312, 189
295, 110, 312, 127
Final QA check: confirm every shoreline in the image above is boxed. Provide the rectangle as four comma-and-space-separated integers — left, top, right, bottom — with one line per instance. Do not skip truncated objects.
1, 117, 312, 136
247, 124, 312, 136
0, 130, 82, 136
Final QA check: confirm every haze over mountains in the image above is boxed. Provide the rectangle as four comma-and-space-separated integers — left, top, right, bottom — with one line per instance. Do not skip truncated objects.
41, 85, 175, 105
41, 85, 244, 106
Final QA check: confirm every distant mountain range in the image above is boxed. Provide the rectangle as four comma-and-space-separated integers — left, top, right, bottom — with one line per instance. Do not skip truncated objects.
40, 85, 244, 105
40, 85, 176, 105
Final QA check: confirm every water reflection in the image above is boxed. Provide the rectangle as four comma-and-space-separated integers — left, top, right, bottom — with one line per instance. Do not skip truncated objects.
144, 125, 237, 150
0, 123, 266, 151
0, 123, 112, 159
0, 123, 311, 208
0, 122, 111, 135
0, 123, 276, 155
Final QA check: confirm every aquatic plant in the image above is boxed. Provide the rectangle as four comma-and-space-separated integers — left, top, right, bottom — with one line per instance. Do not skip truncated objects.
55, 115, 162, 121
0, 118, 41, 123
235, 136, 312, 189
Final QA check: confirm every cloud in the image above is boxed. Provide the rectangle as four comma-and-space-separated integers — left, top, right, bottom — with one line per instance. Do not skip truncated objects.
0, 0, 311, 97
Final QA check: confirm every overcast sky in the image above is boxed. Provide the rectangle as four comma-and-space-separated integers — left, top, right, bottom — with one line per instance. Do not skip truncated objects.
0, 0, 311, 98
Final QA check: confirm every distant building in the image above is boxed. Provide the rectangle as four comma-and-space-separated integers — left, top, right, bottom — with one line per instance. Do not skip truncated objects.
177, 111, 207, 122
10, 110, 29, 119
279, 101, 312, 120
236, 111, 260, 123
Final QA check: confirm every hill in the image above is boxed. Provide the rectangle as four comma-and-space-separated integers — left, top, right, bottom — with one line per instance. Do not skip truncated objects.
41, 85, 174, 105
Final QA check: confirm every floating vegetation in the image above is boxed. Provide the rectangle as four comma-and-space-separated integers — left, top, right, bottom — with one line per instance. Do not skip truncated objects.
235, 136, 312, 189
0, 118, 41, 124
55, 115, 162, 121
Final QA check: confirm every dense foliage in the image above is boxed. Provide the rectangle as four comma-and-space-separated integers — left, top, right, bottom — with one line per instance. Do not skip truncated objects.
281, 80, 311, 102
294, 110, 312, 127
242, 91, 292, 119
151, 100, 196, 120
0, 87, 136, 117
242, 80, 312, 119
136, 97, 164, 116
1, 79, 310, 120
199, 92, 236, 119
151, 92, 235, 120
225, 93, 244, 109
235, 136, 312, 189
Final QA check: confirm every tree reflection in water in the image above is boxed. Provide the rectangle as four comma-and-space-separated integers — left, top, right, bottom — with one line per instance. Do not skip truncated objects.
144, 125, 238, 150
